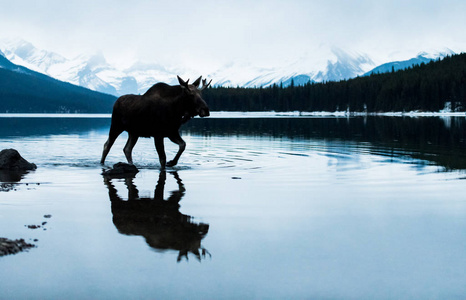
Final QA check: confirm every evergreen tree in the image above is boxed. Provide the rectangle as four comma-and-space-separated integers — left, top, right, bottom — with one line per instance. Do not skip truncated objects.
203, 53, 466, 113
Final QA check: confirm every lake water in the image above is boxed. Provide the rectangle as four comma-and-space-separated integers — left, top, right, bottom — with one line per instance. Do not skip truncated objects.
1, 115, 466, 299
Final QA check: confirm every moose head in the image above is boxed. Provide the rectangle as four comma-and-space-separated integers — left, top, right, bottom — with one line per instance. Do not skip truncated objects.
177, 75, 211, 118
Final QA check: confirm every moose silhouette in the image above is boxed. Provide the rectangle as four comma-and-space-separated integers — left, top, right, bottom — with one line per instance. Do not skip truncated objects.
101, 76, 211, 169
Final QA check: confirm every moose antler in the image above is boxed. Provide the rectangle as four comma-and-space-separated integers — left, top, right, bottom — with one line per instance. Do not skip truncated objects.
200, 78, 212, 91
177, 76, 190, 88
192, 76, 202, 88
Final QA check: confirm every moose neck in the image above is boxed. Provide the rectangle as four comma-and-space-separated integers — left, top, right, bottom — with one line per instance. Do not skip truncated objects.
174, 88, 196, 122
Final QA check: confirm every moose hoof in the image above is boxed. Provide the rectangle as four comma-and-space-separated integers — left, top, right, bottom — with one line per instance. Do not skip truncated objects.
166, 160, 177, 167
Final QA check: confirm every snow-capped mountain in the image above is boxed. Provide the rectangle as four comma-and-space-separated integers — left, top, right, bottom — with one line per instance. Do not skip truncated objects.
217, 48, 376, 88
0, 38, 457, 96
0, 45, 41, 76
363, 48, 456, 76
123, 61, 180, 93
0, 38, 184, 96
0, 38, 67, 73
0, 38, 134, 96
0, 49, 116, 113
0, 39, 128, 95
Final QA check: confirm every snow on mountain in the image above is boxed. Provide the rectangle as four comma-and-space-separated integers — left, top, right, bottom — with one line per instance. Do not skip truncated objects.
123, 61, 179, 94
53, 52, 120, 95
207, 61, 273, 87
0, 39, 129, 96
0, 39, 182, 96
417, 48, 455, 60
0, 39, 380, 91
364, 48, 456, 76
0, 38, 67, 73
0, 38, 457, 94
312, 48, 375, 82
0, 49, 15, 69
211, 48, 376, 88
0, 46, 38, 76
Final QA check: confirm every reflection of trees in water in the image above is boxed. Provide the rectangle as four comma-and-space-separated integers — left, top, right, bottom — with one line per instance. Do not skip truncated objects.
186, 117, 466, 170
0, 118, 110, 137
2, 116, 466, 170
103, 171, 210, 262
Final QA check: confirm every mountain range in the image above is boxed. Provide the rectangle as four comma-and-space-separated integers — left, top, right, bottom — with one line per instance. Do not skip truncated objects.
362, 50, 455, 76
0, 46, 116, 113
0, 38, 457, 97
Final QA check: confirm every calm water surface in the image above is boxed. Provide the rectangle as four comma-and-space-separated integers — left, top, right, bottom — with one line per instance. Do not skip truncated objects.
1, 115, 466, 299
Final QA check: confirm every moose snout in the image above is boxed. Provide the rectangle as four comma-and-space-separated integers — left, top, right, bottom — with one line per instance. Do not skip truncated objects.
199, 108, 210, 117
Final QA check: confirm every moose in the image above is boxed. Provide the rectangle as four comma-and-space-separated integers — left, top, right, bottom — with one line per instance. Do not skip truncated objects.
100, 76, 211, 168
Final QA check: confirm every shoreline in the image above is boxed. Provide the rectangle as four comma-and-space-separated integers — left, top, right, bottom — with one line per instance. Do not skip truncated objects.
0, 111, 465, 119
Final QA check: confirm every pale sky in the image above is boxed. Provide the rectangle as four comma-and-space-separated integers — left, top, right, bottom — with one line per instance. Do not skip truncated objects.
1, 0, 465, 71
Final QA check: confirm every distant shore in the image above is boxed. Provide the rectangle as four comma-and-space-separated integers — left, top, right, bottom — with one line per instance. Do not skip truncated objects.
0, 111, 465, 119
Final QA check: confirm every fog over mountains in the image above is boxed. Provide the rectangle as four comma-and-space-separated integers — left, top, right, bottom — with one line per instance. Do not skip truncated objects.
0, 38, 456, 96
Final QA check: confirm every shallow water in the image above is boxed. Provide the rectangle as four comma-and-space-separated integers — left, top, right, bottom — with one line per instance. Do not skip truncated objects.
1, 115, 466, 299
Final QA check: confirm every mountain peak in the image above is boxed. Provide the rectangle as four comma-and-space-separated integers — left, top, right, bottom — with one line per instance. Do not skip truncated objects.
85, 51, 109, 70
417, 48, 455, 60
1, 37, 461, 94
0, 38, 67, 73
363, 49, 456, 76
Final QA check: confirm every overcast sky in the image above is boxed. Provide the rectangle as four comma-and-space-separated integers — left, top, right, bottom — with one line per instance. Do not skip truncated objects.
1, 0, 465, 71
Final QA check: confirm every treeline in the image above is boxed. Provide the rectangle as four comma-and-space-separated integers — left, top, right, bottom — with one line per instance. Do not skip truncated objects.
203, 53, 466, 112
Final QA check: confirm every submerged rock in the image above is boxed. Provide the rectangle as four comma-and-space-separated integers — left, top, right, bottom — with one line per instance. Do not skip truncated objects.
102, 162, 139, 178
0, 170, 25, 183
0, 149, 37, 171
0, 238, 35, 256
0, 182, 16, 192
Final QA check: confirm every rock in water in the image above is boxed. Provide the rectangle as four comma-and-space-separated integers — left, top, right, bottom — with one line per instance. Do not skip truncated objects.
0, 149, 37, 170
0, 238, 35, 256
102, 162, 139, 177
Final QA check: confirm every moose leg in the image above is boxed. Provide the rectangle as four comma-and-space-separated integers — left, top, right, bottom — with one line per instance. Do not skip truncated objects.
167, 132, 186, 167
103, 177, 120, 202
154, 137, 167, 169
101, 127, 123, 164
124, 177, 139, 199
154, 171, 166, 201
123, 134, 139, 164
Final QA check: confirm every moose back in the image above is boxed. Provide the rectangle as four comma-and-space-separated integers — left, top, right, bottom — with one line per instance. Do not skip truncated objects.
101, 76, 211, 169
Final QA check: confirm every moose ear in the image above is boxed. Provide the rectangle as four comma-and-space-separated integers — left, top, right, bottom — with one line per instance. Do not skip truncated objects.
192, 76, 202, 88
177, 76, 190, 89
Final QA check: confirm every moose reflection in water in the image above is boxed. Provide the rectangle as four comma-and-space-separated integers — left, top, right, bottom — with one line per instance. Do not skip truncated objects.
103, 171, 210, 262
